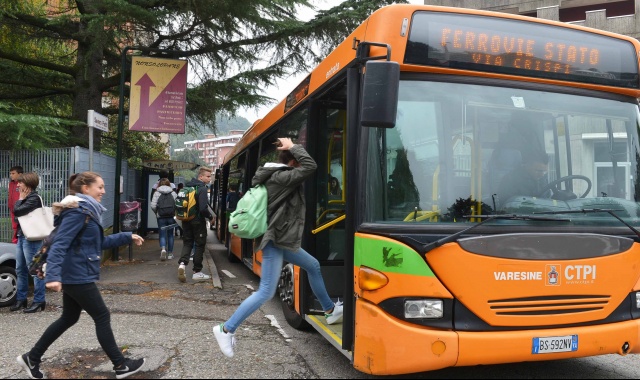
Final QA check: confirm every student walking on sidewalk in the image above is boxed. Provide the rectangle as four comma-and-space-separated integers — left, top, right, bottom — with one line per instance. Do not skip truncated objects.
151, 178, 177, 260
177, 166, 214, 283
16, 172, 147, 380
213, 138, 343, 358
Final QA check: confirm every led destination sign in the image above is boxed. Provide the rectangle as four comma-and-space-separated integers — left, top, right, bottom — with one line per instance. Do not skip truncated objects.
405, 12, 639, 88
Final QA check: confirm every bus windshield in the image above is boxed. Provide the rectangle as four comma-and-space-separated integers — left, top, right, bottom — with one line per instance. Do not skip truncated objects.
365, 80, 640, 226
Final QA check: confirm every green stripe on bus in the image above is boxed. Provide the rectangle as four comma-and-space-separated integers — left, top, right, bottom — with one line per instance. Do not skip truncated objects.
354, 235, 434, 276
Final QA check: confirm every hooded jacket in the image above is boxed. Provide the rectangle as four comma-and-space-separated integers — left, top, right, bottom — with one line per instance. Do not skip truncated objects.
13, 191, 43, 237
252, 144, 316, 251
45, 195, 132, 285
150, 185, 177, 215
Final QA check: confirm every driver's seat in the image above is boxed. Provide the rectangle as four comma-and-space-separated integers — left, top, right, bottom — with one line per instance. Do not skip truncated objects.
487, 147, 521, 201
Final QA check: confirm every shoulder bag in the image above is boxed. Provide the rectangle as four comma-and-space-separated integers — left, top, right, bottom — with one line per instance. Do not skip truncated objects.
17, 195, 54, 241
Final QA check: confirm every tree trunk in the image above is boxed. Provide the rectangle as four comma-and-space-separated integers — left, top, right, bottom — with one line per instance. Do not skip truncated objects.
71, 11, 105, 150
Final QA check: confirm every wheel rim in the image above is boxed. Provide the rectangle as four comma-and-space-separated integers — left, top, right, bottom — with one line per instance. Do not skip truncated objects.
0, 272, 17, 303
278, 264, 295, 309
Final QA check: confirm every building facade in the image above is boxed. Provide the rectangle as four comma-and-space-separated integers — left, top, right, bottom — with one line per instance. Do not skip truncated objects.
174, 130, 245, 169
425, 0, 640, 39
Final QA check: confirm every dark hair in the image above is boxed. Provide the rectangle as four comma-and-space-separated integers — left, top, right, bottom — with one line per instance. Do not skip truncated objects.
10, 165, 23, 174
18, 172, 39, 189
177, 182, 184, 189
159, 169, 170, 178
278, 150, 296, 165
68, 171, 102, 195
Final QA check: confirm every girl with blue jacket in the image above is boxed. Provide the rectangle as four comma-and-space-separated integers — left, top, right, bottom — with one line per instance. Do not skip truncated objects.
17, 172, 146, 380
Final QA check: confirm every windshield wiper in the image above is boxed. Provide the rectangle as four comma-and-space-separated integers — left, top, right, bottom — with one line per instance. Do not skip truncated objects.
534, 208, 640, 239
422, 214, 570, 255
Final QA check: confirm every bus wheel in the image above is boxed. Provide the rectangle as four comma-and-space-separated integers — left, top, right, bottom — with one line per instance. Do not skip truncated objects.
278, 264, 310, 330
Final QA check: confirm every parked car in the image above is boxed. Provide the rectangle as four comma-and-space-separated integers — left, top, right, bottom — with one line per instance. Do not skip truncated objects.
0, 242, 17, 307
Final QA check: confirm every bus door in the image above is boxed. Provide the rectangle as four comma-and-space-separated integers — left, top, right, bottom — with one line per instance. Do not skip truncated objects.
226, 153, 246, 264
308, 98, 347, 325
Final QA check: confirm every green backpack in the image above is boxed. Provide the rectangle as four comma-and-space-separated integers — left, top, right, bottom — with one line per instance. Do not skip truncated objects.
175, 185, 199, 221
228, 185, 268, 239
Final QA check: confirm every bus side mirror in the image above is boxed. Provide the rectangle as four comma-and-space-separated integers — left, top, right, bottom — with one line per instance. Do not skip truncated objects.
360, 60, 400, 128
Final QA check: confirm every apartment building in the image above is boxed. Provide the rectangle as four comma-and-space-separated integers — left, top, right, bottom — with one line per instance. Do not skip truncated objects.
174, 130, 245, 169
425, 0, 640, 39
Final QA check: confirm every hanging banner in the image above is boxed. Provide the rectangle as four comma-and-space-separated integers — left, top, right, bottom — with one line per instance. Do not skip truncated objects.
129, 57, 187, 133
142, 160, 199, 171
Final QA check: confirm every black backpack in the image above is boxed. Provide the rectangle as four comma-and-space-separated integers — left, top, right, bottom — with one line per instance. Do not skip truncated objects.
156, 192, 176, 218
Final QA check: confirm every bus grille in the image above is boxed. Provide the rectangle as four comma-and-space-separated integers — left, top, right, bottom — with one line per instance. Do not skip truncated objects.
488, 295, 610, 316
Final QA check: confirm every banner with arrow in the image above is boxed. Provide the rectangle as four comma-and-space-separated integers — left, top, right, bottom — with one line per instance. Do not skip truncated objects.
128, 57, 188, 133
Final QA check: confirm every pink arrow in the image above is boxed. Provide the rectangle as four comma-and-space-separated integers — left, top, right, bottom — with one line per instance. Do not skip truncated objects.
136, 74, 155, 118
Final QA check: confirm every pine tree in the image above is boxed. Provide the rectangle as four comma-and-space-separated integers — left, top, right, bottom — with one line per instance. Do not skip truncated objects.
0, 0, 403, 151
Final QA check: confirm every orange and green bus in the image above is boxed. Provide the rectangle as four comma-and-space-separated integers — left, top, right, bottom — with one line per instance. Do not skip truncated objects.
214, 3, 640, 375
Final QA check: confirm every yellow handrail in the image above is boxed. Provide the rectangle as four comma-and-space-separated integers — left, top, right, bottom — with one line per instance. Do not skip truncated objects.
312, 214, 346, 234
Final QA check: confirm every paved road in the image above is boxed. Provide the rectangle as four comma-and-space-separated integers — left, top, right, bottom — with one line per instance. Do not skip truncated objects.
1, 228, 640, 379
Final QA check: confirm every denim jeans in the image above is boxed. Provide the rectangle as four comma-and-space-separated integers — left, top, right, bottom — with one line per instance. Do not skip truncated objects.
15, 235, 45, 303
224, 241, 334, 333
28, 282, 125, 367
157, 217, 175, 252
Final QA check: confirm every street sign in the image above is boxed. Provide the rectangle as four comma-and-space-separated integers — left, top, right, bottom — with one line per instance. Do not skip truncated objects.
88, 110, 109, 132
129, 57, 188, 133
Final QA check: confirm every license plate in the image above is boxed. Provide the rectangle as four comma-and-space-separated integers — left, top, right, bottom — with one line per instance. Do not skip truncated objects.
532, 335, 578, 354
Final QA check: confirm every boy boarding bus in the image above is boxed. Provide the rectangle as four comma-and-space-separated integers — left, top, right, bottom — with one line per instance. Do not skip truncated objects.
215, 4, 640, 375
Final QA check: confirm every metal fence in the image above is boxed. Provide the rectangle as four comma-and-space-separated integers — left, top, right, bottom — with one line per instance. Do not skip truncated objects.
0, 147, 141, 243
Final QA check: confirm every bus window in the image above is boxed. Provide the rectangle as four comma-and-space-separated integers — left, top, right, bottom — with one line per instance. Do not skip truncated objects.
366, 79, 640, 225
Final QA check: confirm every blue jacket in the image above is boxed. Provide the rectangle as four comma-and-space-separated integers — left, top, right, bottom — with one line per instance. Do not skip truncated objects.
45, 195, 132, 285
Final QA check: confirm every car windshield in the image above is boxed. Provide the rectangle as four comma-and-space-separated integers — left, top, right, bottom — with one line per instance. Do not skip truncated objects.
364, 80, 640, 226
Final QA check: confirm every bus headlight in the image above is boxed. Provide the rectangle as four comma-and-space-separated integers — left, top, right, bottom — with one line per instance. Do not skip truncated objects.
636, 292, 640, 309
404, 299, 443, 319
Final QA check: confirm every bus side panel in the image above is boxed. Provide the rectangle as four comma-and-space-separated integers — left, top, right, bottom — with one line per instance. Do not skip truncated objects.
253, 243, 262, 277
229, 234, 242, 261
353, 299, 459, 375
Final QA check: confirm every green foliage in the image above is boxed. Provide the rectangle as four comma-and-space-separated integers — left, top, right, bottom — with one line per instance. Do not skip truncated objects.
172, 148, 207, 179
0, 102, 78, 150
0, 0, 403, 149
100, 119, 170, 169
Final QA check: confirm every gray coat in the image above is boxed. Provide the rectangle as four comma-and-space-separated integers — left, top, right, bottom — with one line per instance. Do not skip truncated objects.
253, 144, 317, 251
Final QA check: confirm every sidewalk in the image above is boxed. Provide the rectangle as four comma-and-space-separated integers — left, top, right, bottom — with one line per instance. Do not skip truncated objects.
101, 228, 222, 289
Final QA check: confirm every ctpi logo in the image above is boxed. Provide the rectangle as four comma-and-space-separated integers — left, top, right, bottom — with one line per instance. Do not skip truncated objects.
546, 264, 561, 286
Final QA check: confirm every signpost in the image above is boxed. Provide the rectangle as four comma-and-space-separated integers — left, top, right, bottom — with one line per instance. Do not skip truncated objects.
87, 110, 109, 171
114, 47, 185, 261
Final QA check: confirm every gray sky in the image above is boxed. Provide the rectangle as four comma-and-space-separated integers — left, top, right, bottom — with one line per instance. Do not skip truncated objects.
236, 0, 424, 123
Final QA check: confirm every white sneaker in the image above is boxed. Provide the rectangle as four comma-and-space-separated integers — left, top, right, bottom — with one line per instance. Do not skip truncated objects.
178, 264, 186, 283
213, 323, 236, 358
325, 301, 343, 325
167, 253, 174, 260
160, 249, 167, 261
192, 272, 210, 282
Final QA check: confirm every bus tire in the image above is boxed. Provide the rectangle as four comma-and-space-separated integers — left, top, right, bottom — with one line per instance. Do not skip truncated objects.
278, 264, 310, 330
